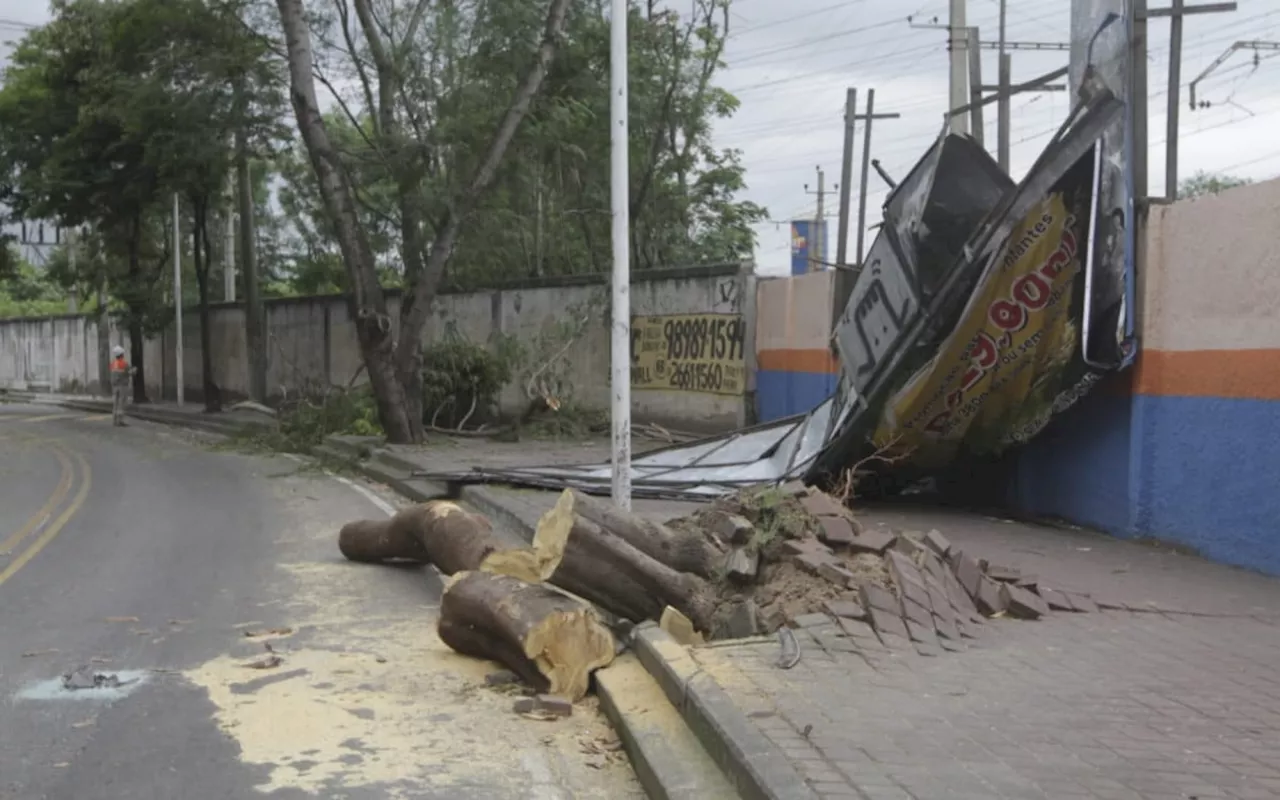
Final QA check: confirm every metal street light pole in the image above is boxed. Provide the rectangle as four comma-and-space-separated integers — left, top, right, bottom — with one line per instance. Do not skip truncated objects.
609, 0, 631, 508
173, 192, 184, 407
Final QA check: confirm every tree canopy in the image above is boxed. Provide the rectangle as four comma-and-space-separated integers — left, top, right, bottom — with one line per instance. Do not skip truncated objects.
1179, 170, 1252, 200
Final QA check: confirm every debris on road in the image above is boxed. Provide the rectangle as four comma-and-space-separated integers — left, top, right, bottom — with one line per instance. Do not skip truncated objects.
243, 626, 294, 639
103, 616, 139, 624
775, 627, 801, 670
62, 666, 134, 691
21, 649, 59, 658
513, 694, 574, 719
241, 642, 284, 670
334, 483, 1106, 707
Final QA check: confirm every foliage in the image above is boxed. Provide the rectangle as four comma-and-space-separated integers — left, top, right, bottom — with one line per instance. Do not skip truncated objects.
0, 251, 68, 318
245, 386, 384, 452
420, 337, 514, 429
260, 0, 764, 297
1179, 170, 1252, 199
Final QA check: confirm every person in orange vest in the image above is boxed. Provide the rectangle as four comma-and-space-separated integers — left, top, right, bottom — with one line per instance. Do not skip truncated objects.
109, 345, 134, 427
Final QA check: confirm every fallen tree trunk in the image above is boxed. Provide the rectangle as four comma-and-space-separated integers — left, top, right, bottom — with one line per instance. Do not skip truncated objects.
570, 490, 722, 578
339, 501, 501, 574
481, 491, 717, 633
438, 570, 615, 702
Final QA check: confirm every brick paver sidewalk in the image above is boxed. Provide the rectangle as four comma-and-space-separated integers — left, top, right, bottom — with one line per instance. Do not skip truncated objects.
689, 507, 1280, 800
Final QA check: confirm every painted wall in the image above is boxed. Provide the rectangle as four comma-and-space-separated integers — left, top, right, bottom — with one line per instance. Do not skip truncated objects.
0, 265, 753, 432
755, 271, 838, 421
1009, 177, 1280, 575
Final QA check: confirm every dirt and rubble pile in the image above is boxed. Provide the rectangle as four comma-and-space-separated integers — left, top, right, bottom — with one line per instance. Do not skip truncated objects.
668, 483, 1102, 654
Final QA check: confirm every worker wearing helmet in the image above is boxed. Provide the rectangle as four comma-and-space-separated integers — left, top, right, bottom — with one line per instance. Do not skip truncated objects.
109, 345, 133, 426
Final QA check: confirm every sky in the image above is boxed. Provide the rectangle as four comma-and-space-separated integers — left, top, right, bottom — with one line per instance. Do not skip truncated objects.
4, 0, 1280, 275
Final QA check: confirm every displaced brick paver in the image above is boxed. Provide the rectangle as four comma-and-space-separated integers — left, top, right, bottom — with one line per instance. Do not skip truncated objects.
689, 507, 1280, 800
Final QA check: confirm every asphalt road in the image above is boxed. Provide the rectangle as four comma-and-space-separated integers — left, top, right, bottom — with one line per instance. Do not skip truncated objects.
0, 403, 640, 800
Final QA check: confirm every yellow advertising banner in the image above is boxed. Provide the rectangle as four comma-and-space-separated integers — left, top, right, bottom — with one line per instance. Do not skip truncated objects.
630, 313, 747, 396
872, 193, 1084, 465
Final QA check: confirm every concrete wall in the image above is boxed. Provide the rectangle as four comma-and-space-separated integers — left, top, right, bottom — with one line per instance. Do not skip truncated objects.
0, 264, 753, 432
1009, 176, 1280, 574
755, 271, 838, 421
0, 314, 129, 396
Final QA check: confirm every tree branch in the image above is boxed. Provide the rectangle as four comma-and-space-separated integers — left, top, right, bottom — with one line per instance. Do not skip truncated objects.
394, 0, 573, 378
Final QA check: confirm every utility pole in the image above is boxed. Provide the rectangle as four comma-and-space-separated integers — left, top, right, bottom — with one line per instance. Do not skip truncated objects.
67, 229, 78, 314
608, 0, 631, 509
855, 90, 901, 269
224, 203, 236, 302
812, 168, 825, 272
237, 124, 266, 404
1142, 0, 1237, 202
949, 0, 970, 134
173, 192, 184, 407
835, 88, 857, 270
966, 29, 985, 145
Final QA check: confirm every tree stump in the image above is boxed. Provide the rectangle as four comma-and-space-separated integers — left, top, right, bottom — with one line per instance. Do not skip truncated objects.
338, 500, 501, 574
438, 571, 615, 702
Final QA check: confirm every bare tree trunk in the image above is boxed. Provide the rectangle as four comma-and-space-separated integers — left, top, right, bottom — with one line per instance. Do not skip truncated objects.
274, 0, 416, 443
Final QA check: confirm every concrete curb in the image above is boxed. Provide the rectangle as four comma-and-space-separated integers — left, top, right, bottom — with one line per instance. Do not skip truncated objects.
2, 391, 264, 436
456, 485, 539, 545
633, 625, 818, 800
595, 654, 739, 800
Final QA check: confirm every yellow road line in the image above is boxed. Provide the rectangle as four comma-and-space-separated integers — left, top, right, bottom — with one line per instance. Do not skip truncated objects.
79, 414, 112, 422
0, 447, 92, 588
19, 413, 73, 424
0, 445, 74, 556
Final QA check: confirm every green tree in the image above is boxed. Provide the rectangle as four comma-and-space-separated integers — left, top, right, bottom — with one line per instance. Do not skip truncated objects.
0, 1, 176, 400
1179, 170, 1252, 199
275, 0, 575, 441
0, 0, 283, 406
118, 0, 283, 410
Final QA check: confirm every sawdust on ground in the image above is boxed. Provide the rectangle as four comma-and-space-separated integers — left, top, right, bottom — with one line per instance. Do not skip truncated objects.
181, 481, 643, 800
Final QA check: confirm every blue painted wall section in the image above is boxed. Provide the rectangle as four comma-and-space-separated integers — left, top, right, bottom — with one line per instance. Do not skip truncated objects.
756, 369, 837, 422
1007, 354, 1280, 576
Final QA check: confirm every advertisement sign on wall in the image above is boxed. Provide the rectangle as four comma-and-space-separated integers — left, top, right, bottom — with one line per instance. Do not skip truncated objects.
872, 150, 1101, 466
630, 313, 747, 396
790, 220, 828, 275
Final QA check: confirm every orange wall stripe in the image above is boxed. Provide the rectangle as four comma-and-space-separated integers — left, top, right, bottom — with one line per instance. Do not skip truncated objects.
757, 348, 839, 374
1135, 349, 1280, 400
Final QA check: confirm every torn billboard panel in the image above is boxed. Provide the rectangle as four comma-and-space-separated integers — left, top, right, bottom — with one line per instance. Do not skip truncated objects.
423, 86, 1128, 500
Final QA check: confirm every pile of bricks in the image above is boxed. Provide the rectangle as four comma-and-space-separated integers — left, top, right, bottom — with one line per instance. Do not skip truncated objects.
700, 484, 1106, 654
784, 516, 1101, 656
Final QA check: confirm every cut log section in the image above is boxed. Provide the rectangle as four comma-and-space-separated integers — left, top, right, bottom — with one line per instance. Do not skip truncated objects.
570, 490, 723, 578
479, 490, 717, 633
338, 501, 501, 574
438, 570, 615, 702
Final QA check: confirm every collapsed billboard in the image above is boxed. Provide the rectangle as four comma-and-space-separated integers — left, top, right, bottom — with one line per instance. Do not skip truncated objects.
421, 81, 1129, 500
1069, 0, 1136, 369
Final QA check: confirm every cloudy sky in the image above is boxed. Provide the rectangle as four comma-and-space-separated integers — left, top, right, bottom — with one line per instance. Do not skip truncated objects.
5, 0, 1280, 275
